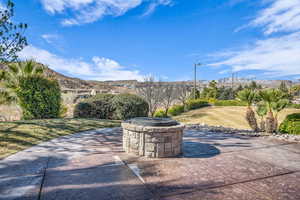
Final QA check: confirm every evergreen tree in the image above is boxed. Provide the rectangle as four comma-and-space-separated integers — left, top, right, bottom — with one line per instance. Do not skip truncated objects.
0, 0, 27, 63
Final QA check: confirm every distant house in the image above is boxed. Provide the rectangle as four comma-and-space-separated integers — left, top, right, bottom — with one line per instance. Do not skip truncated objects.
292, 98, 300, 104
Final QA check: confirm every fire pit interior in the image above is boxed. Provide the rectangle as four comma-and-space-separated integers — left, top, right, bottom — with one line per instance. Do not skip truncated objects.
122, 117, 185, 158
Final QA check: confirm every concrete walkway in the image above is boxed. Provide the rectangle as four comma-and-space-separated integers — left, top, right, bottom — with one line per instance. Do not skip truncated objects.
0, 128, 299, 200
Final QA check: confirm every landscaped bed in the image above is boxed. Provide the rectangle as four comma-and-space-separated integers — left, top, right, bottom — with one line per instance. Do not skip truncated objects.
174, 106, 299, 130
0, 118, 120, 159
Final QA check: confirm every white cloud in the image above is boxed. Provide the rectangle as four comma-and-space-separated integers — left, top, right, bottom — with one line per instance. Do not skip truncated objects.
41, 34, 60, 44
208, 0, 300, 78
18, 45, 144, 81
209, 32, 300, 77
142, 0, 172, 16
251, 0, 300, 35
39, 0, 172, 26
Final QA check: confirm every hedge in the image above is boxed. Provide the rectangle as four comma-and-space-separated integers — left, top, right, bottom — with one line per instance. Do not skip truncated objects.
89, 94, 115, 119
185, 99, 210, 111
214, 100, 247, 106
74, 93, 149, 120
112, 93, 149, 120
168, 105, 185, 116
16, 76, 61, 120
279, 113, 300, 135
74, 102, 93, 118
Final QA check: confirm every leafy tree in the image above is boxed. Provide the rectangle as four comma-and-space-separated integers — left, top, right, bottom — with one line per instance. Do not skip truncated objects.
201, 80, 218, 99
217, 86, 235, 100
0, 0, 27, 63
236, 84, 244, 92
279, 81, 288, 93
189, 88, 200, 99
237, 89, 259, 131
0, 60, 43, 105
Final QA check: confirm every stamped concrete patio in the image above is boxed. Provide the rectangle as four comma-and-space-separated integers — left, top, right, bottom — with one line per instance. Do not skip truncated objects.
0, 127, 300, 200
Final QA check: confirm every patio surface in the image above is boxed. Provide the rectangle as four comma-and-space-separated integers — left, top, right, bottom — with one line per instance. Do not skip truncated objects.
0, 127, 299, 200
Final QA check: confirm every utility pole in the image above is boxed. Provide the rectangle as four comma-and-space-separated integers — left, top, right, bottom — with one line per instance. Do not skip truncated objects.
231, 73, 234, 89
194, 63, 202, 99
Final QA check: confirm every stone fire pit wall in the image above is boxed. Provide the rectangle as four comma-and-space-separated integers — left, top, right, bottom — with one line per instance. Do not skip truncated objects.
122, 119, 185, 158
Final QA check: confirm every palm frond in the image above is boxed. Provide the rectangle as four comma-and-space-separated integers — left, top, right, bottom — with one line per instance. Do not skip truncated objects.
0, 90, 17, 105
7, 63, 19, 75
23, 60, 34, 75
271, 99, 289, 113
256, 103, 267, 117
0, 70, 6, 81
237, 89, 255, 106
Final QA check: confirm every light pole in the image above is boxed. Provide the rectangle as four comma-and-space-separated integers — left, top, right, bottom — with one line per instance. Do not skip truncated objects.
194, 63, 202, 99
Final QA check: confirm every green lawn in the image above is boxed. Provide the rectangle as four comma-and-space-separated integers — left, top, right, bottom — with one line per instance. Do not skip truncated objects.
174, 106, 299, 130
0, 118, 120, 159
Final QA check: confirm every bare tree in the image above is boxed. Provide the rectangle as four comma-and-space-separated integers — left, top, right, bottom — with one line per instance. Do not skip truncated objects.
136, 76, 162, 117
161, 84, 175, 116
175, 83, 191, 106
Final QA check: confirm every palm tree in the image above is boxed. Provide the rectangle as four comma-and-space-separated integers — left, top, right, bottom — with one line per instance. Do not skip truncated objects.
237, 89, 259, 131
0, 60, 44, 105
272, 98, 289, 130
258, 89, 287, 133
256, 103, 267, 132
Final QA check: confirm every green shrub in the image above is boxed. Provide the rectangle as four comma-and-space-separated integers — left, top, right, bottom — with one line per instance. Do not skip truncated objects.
288, 104, 300, 109
214, 100, 247, 106
208, 98, 217, 104
16, 76, 61, 120
185, 99, 210, 111
279, 113, 300, 134
168, 105, 184, 116
112, 93, 149, 120
73, 94, 115, 119
73, 102, 93, 118
154, 109, 168, 118
59, 104, 68, 118
88, 94, 115, 119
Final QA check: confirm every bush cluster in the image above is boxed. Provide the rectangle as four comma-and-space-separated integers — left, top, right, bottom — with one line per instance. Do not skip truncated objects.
16, 76, 61, 120
279, 113, 300, 135
214, 100, 247, 106
185, 99, 210, 111
153, 109, 168, 118
89, 94, 115, 119
112, 93, 149, 120
288, 104, 300, 109
168, 105, 185, 116
74, 93, 149, 120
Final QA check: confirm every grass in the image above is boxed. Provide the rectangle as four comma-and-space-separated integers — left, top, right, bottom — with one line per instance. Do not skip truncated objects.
174, 106, 299, 130
0, 118, 120, 159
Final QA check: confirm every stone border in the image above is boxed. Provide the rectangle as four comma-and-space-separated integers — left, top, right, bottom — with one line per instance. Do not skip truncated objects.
185, 124, 300, 142
122, 122, 185, 133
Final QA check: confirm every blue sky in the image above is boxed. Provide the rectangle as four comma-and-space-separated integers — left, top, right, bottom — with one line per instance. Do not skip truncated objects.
9, 0, 300, 81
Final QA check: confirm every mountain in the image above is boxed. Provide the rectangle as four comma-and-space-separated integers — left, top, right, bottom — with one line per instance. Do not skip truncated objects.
0, 63, 115, 90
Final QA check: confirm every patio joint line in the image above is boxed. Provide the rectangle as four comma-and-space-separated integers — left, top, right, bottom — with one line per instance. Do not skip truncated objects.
160, 170, 297, 199
38, 156, 50, 200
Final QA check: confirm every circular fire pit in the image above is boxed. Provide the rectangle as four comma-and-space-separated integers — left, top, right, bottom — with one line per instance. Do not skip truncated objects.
122, 117, 185, 158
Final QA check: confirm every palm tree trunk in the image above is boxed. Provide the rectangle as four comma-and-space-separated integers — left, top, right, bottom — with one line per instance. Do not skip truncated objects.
260, 117, 265, 132
265, 111, 275, 133
274, 113, 279, 132
246, 106, 258, 131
